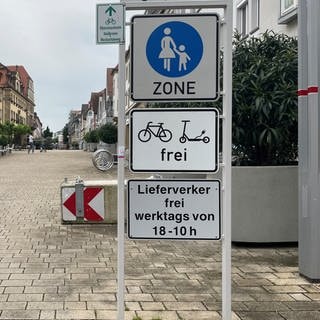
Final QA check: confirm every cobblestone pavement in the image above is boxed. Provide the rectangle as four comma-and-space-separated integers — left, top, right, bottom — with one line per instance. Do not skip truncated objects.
0, 150, 319, 320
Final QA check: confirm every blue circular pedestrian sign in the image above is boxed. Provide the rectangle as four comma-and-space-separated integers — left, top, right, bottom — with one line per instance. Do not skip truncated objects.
146, 21, 203, 78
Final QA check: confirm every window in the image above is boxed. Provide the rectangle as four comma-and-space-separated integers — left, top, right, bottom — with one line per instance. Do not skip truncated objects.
279, 0, 297, 23
281, 0, 294, 14
237, 0, 248, 37
237, 0, 259, 36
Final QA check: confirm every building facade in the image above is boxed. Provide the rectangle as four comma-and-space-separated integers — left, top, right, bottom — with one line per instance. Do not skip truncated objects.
0, 64, 35, 128
234, 0, 297, 37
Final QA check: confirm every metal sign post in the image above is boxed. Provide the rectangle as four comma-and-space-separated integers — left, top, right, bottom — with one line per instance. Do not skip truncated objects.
222, 3, 233, 319
97, 1, 233, 319
116, 3, 126, 320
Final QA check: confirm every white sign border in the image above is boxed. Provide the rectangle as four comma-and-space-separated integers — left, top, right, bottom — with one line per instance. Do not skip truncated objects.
96, 3, 125, 45
130, 13, 220, 101
129, 108, 220, 173
127, 179, 221, 240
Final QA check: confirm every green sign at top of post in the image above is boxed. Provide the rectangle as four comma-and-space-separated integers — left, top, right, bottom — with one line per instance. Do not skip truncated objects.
96, 3, 125, 45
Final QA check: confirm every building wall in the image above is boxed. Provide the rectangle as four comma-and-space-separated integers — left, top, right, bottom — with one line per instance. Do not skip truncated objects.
0, 64, 36, 127
234, 0, 297, 38
259, 0, 297, 37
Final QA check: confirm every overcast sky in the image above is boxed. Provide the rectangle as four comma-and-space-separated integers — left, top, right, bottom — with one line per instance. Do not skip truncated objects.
0, 0, 135, 132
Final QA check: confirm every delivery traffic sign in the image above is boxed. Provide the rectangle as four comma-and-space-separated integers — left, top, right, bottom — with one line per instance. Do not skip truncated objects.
130, 14, 220, 101
128, 179, 221, 240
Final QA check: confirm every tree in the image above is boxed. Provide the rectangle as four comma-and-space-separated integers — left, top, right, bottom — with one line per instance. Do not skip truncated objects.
62, 124, 69, 145
84, 130, 99, 143
13, 124, 31, 146
98, 123, 117, 144
0, 122, 31, 146
0, 121, 15, 144
43, 126, 53, 138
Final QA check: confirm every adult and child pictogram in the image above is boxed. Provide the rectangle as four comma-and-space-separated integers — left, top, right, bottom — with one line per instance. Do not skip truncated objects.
146, 21, 203, 77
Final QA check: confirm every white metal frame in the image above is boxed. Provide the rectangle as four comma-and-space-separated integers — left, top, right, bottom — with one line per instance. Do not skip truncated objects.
116, 1, 233, 319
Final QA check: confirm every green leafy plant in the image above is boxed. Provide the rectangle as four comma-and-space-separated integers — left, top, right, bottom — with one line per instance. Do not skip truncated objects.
13, 124, 31, 146
0, 134, 8, 146
84, 129, 99, 143
231, 31, 298, 165
98, 122, 117, 144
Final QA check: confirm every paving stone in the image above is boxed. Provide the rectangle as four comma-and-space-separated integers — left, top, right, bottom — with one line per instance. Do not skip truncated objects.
43, 293, 79, 301
0, 309, 40, 319
237, 311, 285, 320
63, 301, 86, 309
26, 301, 63, 310
39, 310, 56, 320
56, 309, 95, 319
136, 310, 180, 320
80, 293, 116, 301
263, 285, 306, 293
284, 301, 320, 311
290, 293, 311, 301
243, 301, 290, 311
250, 293, 294, 301
0, 302, 27, 309
140, 301, 166, 310
164, 301, 206, 311
7, 293, 43, 302
87, 301, 116, 309
96, 310, 135, 320
279, 311, 320, 320
178, 310, 221, 320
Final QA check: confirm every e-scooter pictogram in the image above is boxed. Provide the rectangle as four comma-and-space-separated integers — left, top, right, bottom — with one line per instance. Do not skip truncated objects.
138, 121, 172, 142
179, 120, 210, 143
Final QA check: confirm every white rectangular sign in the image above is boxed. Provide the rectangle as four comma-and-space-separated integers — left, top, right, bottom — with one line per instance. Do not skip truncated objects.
130, 14, 220, 101
128, 179, 221, 240
130, 108, 219, 173
96, 4, 125, 44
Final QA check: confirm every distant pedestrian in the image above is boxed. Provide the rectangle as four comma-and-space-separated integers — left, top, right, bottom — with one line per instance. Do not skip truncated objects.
28, 134, 34, 154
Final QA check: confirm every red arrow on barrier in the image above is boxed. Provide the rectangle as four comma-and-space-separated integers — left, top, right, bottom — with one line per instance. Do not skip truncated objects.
63, 187, 104, 221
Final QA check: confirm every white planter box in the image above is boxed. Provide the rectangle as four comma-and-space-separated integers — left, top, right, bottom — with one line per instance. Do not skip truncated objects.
232, 166, 298, 243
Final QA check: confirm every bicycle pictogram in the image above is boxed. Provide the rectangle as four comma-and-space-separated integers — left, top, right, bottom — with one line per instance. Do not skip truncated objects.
105, 17, 116, 25
138, 121, 172, 142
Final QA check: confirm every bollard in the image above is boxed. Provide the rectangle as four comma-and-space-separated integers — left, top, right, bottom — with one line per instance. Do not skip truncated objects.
61, 178, 118, 224
75, 177, 84, 222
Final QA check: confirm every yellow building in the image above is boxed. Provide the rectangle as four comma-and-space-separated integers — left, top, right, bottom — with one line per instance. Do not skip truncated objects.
0, 64, 35, 127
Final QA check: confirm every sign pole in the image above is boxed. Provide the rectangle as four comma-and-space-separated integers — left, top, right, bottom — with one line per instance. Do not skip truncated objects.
222, 1, 232, 319
117, 4, 126, 320
298, 0, 320, 279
